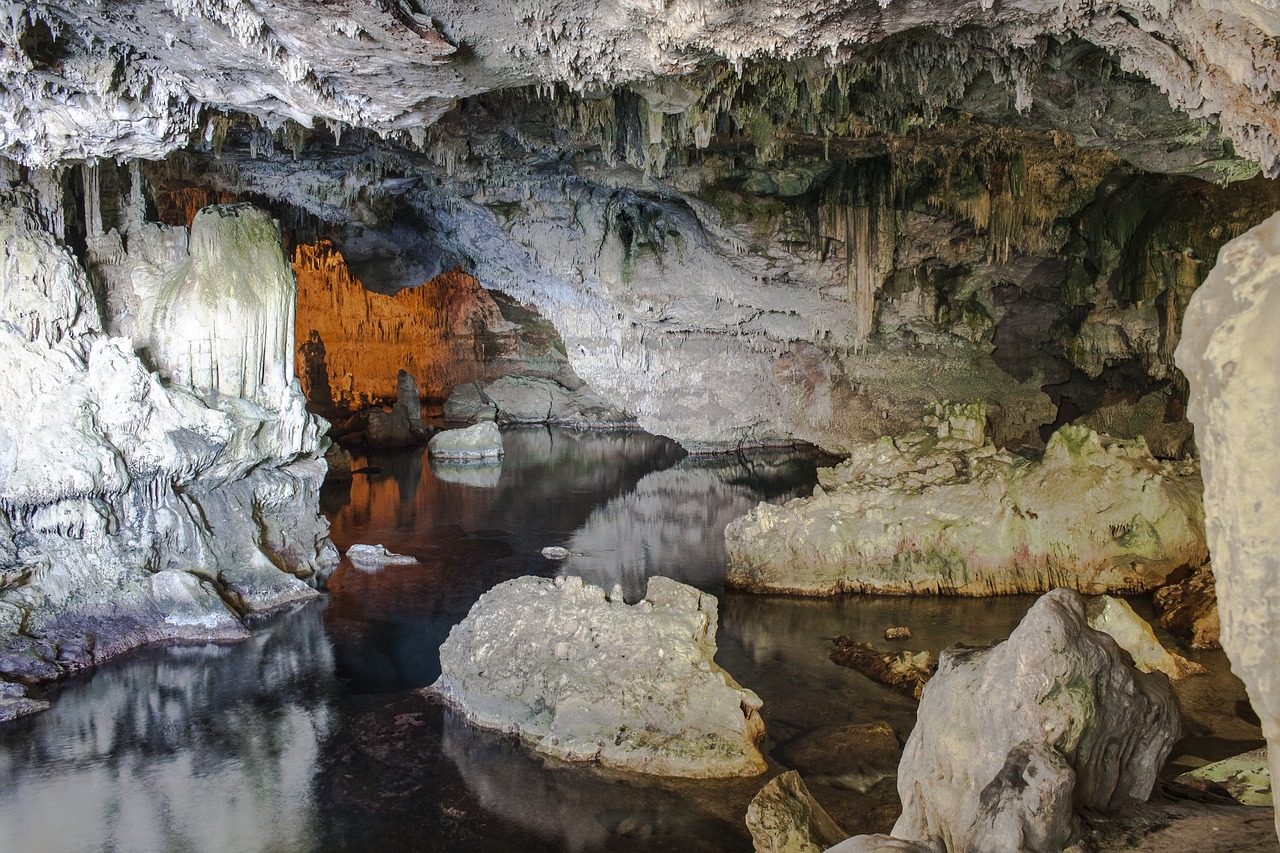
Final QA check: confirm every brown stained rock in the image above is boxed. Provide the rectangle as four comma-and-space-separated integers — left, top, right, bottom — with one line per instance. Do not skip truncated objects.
830, 637, 936, 700
746, 770, 848, 853
884, 626, 912, 641
1154, 565, 1222, 650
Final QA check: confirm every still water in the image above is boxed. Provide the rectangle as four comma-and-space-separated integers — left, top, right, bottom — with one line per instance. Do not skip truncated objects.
0, 428, 1256, 852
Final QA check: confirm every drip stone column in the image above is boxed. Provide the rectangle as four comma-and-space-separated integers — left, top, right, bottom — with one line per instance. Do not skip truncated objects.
1175, 210, 1280, 841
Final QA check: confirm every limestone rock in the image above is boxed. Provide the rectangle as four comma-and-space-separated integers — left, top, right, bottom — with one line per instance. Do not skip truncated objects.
0, 679, 49, 722
346, 544, 418, 571
830, 639, 936, 700
838, 589, 1180, 853
480, 375, 634, 429
1154, 566, 1221, 650
726, 406, 1206, 596
365, 369, 429, 448
1175, 748, 1273, 807
0, 194, 337, 689
779, 722, 901, 795
1085, 594, 1206, 680
428, 421, 504, 461
1176, 211, 1280, 839
884, 627, 912, 641
442, 382, 497, 422
324, 441, 353, 482
746, 770, 848, 853
429, 574, 767, 778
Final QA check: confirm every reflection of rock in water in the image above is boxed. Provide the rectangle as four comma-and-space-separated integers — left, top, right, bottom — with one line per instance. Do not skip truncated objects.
0, 604, 337, 853
430, 460, 503, 488
440, 709, 746, 852
562, 451, 819, 601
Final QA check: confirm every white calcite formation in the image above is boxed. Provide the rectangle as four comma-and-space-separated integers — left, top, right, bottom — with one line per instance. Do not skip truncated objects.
725, 404, 1206, 596
832, 589, 1181, 853
427, 420, 504, 461
1176, 210, 1280, 838
345, 544, 418, 571
429, 574, 767, 778
0, 190, 337, 715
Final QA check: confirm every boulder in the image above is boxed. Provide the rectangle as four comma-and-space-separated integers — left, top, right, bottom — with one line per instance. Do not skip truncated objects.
1175, 747, 1272, 806
726, 404, 1206, 596
442, 381, 497, 422
428, 421, 504, 461
1085, 594, 1206, 680
324, 441, 353, 482
1153, 565, 1221, 650
429, 574, 766, 778
834, 589, 1181, 853
746, 770, 848, 853
366, 369, 429, 448
444, 374, 634, 429
346, 543, 418, 571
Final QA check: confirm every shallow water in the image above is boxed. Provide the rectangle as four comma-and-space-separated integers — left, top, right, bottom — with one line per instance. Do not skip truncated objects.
0, 427, 1261, 851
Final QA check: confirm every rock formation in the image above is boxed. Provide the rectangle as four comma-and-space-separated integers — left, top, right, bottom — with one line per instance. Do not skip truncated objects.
445, 375, 635, 430
0, 189, 336, 711
429, 574, 767, 778
829, 639, 937, 700
1085, 594, 1205, 680
1176, 210, 1280, 838
778, 721, 901, 796
427, 421, 505, 462
364, 369, 430, 448
725, 404, 1206, 596
834, 589, 1181, 853
746, 771, 848, 853
1154, 565, 1221, 650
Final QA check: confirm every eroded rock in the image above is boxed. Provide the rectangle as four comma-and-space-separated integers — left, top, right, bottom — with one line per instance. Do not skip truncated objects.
830, 639, 936, 700
346, 544, 418, 571
428, 421, 504, 461
365, 369, 430, 448
746, 770, 848, 853
429, 574, 767, 778
1175, 748, 1273, 807
1154, 565, 1221, 650
837, 589, 1181, 853
1085, 594, 1205, 680
726, 404, 1206, 596
779, 721, 901, 795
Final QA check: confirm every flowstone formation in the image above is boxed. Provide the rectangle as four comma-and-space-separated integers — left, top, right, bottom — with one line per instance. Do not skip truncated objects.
725, 403, 1206, 595
0, 188, 336, 718
429, 574, 767, 778
1176, 210, 1280, 838
833, 589, 1181, 853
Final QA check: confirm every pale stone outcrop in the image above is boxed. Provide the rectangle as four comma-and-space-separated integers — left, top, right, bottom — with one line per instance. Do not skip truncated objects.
1176, 748, 1273, 807
428, 574, 767, 778
479, 375, 635, 429
746, 771, 848, 853
834, 589, 1181, 853
0, 193, 337, 704
427, 421, 504, 461
345, 544, 418, 571
1176, 210, 1280, 839
725, 404, 1206, 596
1085, 594, 1205, 680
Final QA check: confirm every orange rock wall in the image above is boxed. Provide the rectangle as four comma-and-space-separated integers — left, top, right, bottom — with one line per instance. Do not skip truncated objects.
292, 240, 516, 407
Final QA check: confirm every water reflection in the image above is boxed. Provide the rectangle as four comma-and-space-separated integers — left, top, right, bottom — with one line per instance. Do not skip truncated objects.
0, 605, 338, 853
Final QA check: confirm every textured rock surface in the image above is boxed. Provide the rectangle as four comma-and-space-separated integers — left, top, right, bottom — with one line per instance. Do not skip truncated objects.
1085, 594, 1205, 680
0, 190, 336, 700
778, 721, 901, 795
364, 369, 429, 448
1176, 748, 1273, 807
429, 574, 767, 778
1176, 210, 1280, 839
726, 406, 1206, 595
346, 544, 418, 571
746, 770, 848, 853
830, 639, 936, 701
837, 589, 1180, 853
1154, 565, 1221, 650
428, 421, 504, 461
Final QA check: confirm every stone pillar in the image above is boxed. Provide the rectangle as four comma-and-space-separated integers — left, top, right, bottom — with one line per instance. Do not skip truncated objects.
1175, 210, 1280, 840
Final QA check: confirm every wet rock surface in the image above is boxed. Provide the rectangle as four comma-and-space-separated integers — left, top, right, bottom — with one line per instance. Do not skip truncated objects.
1086, 594, 1206, 680
726, 405, 1206, 596
745, 770, 847, 853
778, 722, 901, 796
1154, 565, 1222, 651
838, 589, 1181, 853
428, 421, 505, 461
429, 575, 767, 778
829, 640, 936, 701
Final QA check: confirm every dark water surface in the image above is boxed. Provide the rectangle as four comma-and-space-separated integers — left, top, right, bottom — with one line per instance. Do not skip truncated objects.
0, 428, 1257, 852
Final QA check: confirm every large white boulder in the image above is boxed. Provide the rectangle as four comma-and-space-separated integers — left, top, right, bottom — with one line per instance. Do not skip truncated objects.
428, 421, 504, 461
1176, 210, 1280, 839
429, 574, 767, 778
726, 404, 1206, 596
832, 589, 1180, 853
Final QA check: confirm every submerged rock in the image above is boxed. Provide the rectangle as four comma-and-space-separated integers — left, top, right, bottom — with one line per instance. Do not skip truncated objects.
346, 544, 418, 571
428, 421, 504, 461
836, 589, 1180, 853
829, 639, 936, 700
1154, 565, 1221, 650
725, 404, 1206, 596
746, 770, 847, 853
1175, 748, 1273, 807
779, 721, 901, 795
429, 575, 766, 778
1085, 594, 1206, 680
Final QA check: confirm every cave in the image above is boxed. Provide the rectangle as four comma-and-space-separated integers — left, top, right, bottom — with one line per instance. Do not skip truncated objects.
1, 2, 1279, 851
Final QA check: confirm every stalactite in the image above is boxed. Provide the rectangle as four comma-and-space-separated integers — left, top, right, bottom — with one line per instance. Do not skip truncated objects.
81, 162, 102, 238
